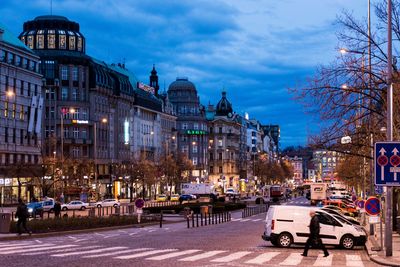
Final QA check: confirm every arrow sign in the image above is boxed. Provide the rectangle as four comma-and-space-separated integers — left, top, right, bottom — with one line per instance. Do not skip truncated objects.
375, 142, 400, 186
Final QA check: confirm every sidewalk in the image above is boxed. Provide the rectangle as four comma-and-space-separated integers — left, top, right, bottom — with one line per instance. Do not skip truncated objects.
364, 220, 400, 266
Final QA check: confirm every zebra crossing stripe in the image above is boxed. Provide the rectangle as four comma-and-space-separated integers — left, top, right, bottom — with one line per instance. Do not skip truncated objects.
0, 244, 55, 254
18, 245, 79, 255
313, 254, 333, 266
115, 249, 178, 260
345, 255, 364, 267
83, 248, 151, 258
279, 253, 303, 265
210, 251, 252, 262
23, 246, 102, 256
0, 242, 33, 248
146, 249, 201, 260
179, 250, 227, 261
52, 246, 127, 257
245, 252, 280, 264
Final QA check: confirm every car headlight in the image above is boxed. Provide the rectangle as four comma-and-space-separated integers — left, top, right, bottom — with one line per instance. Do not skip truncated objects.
28, 208, 33, 213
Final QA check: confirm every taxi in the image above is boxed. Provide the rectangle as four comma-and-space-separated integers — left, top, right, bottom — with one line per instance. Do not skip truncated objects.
170, 194, 180, 202
156, 194, 167, 202
323, 200, 358, 215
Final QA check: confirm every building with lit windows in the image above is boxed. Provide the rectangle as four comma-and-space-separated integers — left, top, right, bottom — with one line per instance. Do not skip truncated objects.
206, 91, 247, 193
167, 77, 208, 182
0, 23, 43, 203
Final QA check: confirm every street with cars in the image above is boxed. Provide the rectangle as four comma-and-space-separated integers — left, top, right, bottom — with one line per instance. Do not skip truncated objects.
0, 195, 376, 267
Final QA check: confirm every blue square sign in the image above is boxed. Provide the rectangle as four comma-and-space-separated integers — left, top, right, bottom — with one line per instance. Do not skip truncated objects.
375, 142, 400, 185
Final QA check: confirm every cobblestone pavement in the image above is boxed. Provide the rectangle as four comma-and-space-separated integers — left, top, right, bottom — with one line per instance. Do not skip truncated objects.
0, 210, 375, 267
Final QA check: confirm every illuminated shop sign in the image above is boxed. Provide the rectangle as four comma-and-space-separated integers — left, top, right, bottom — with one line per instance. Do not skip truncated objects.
72, 120, 89, 124
186, 130, 207, 135
137, 82, 155, 94
124, 120, 129, 144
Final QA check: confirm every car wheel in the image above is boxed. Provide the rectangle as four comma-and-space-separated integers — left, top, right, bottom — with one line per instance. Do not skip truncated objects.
278, 233, 293, 248
80, 206, 86, 210
62, 207, 68, 211
341, 234, 355, 249
97, 204, 102, 208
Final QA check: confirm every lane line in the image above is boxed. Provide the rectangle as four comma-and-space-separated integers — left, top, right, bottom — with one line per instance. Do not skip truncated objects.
146, 249, 200, 260
245, 252, 280, 264
210, 251, 252, 262
115, 249, 178, 260
179, 250, 227, 261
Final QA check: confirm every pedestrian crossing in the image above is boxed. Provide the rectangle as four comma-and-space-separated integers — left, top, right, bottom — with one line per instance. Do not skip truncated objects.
231, 218, 264, 223
0, 241, 366, 266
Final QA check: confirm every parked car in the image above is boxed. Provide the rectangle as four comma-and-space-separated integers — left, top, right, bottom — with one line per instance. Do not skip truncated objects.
262, 205, 366, 249
321, 207, 360, 225
41, 198, 55, 212
27, 202, 43, 217
61, 201, 89, 211
95, 199, 120, 208
170, 194, 180, 202
323, 200, 358, 215
156, 194, 167, 202
179, 194, 196, 203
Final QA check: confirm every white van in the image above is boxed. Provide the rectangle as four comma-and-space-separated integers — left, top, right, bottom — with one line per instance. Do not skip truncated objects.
262, 206, 366, 249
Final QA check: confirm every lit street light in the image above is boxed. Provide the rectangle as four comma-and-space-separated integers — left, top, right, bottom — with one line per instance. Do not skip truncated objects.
94, 117, 108, 200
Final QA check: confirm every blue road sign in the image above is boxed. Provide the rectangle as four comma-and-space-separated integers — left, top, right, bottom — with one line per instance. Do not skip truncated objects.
365, 197, 380, 216
375, 185, 384, 195
375, 142, 400, 185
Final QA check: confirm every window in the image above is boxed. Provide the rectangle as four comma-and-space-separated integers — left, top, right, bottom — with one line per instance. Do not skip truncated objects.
59, 35, 66, 49
193, 145, 198, 153
7, 52, 14, 64
20, 129, 24, 144
219, 153, 222, 160
19, 105, 24, 120
77, 37, 82, 51
219, 166, 223, 174
193, 123, 199, 130
61, 66, 68, 80
4, 102, 8, 117
4, 127, 8, 143
12, 128, 16, 143
48, 34, 55, 49
73, 127, 79, 138
50, 107, 55, 119
0, 50, 5, 61
193, 157, 198, 166
72, 88, 79, 101
12, 103, 16, 118
72, 147, 80, 157
219, 127, 222, 134
16, 56, 21, 66
69, 36, 76, 50
210, 153, 213, 160
181, 145, 189, 153
72, 67, 78, 81
37, 35, 44, 49
218, 139, 223, 147
182, 123, 188, 130
61, 87, 68, 100
210, 166, 214, 174
81, 128, 87, 139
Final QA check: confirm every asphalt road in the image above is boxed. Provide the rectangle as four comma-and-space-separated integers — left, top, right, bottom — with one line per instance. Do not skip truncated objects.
0, 197, 374, 267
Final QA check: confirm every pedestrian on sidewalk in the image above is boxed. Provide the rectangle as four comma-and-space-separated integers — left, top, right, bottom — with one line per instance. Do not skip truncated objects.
302, 210, 329, 257
15, 198, 32, 236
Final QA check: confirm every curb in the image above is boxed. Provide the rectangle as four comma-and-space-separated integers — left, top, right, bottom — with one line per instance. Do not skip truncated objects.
364, 236, 400, 267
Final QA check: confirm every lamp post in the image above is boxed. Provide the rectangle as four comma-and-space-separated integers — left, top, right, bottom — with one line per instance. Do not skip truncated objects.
94, 117, 108, 200
60, 107, 75, 197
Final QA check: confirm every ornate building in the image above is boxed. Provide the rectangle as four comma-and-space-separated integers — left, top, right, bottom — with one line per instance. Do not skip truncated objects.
168, 77, 208, 181
0, 22, 43, 203
206, 91, 247, 193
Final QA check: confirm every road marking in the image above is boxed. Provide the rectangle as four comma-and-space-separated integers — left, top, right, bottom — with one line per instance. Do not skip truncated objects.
23, 246, 102, 256
19, 245, 79, 255
52, 246, 127, 257
104, 234, 120, 239
83, 248, 151, 258
245, 252, 280, 264
240, 219, 251, 222
74, 239, 88, 242
346, 255, 364, 267
35, 240, 43, 243
115, 249, 178, 260
129, 232, 138, 236
0, 242, 33, 248
313, 254, 333, 266
279, 253, 303, 265
0, 245, 61, 254
146, 249, 200, 260
252, 219, 262, 222
0, 244, 54, 253
210, 251, 252, 262
179, 250, 227, 261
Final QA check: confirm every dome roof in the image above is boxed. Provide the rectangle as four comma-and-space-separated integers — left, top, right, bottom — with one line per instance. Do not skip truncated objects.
216, 91, 233, 116
168, 77, 197, 93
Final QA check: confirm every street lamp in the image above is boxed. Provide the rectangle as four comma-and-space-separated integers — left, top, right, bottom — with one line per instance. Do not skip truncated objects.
94, 117, 108, 200
60, 107, 75, 196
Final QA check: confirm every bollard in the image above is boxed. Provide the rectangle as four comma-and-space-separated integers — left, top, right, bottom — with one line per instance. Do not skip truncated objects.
160, 211, 163, 228
219, 213, 221, 224
205, 213, 207, 226
201, 213, 203, 226
196, 213, 199, 227
192, 212, 195, 227
187, 216, 190, 228
209, 212, 211, 225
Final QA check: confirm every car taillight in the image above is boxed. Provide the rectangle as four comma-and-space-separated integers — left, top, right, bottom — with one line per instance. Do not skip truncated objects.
271, 219, 275, 230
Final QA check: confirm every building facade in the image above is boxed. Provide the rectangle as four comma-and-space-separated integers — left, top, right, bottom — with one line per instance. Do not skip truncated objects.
0, 23, 43, 203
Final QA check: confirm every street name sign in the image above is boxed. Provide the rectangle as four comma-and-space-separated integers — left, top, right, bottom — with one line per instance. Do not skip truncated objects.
375, 142, 400, 185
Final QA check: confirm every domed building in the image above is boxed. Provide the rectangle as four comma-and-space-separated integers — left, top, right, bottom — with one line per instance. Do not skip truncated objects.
206, 91, 248, 194
168, 77, 208, 182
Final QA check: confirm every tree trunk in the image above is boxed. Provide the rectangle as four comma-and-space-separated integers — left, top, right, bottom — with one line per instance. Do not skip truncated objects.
17, 177, 22, 200
129, 182, 134, 203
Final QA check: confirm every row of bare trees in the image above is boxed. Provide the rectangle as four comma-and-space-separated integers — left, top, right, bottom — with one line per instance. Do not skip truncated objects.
253, 155, 294, 186
289, 1, 400, 190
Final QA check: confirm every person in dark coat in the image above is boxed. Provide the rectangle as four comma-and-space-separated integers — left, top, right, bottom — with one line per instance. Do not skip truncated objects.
302, 210, 329, 257
54, 201, 61, 218
15, 198, 32, 236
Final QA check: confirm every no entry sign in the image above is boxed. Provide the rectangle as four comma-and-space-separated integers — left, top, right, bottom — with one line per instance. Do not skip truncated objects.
365, 197, 380, 216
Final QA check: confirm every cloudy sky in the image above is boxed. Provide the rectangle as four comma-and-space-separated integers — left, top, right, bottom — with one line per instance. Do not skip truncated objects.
0, 0, 368, 148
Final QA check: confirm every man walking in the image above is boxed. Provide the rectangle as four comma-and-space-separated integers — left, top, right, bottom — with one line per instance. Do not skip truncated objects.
15, 198, 32, 236
302, 210, 329, 257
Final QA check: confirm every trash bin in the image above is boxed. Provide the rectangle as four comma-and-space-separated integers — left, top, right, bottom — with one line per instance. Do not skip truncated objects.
0, 213, 11, 233
200, 205, 209, 215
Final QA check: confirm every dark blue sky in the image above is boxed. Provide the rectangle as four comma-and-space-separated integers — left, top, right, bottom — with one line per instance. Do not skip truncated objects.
0, 0, 366, 148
